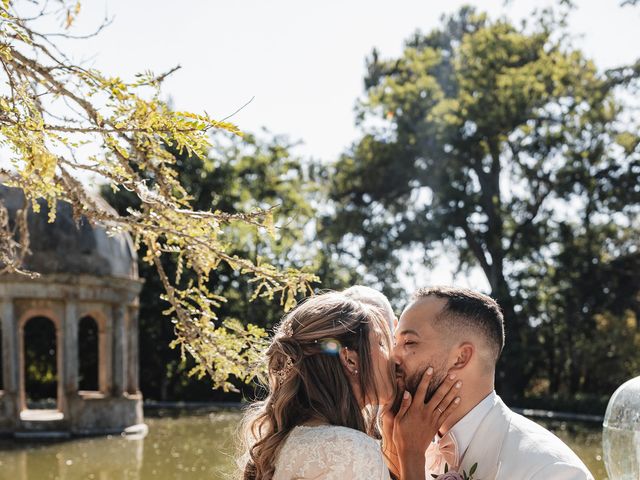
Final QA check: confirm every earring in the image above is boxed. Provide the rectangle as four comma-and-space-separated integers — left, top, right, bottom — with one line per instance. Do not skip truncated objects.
353, 369, 358, 375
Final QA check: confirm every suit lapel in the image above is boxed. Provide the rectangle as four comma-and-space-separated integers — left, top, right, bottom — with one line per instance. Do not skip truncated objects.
458, 398, 511, 480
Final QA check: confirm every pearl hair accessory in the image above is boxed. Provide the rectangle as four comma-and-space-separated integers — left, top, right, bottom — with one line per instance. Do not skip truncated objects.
281, 320, 293, 337
274, 320, 295, 386
276, 356, 294, 386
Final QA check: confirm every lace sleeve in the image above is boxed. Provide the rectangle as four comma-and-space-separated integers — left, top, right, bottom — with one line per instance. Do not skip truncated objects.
274, 426, 391, 480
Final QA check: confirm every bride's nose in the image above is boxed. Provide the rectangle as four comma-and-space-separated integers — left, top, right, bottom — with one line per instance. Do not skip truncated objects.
391, 347, 403, 366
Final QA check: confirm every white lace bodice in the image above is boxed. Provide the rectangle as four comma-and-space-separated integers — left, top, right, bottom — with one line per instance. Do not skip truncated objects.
273, 425, 391, 480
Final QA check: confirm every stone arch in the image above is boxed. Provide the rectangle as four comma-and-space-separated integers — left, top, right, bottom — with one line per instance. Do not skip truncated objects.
78, 316, 99, 392
20, 314, 59, 410
17, 308, 62, 332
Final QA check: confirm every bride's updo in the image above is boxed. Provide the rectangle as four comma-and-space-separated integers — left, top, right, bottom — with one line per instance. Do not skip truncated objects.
239, 291, 393, 480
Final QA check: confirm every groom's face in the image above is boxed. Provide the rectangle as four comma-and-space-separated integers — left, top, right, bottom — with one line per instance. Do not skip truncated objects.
392, 297, 452, 402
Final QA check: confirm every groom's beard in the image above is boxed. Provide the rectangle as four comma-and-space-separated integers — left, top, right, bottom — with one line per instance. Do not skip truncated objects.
405, 362, 448, 403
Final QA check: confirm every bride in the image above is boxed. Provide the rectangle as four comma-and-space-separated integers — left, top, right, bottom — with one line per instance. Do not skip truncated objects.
239, 291, 462, 480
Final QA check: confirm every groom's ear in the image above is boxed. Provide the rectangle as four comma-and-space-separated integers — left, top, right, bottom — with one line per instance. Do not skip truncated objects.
450, 342, 474, 371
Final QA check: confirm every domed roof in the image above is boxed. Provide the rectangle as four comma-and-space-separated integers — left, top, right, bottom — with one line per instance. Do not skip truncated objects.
0, 185, 138, 280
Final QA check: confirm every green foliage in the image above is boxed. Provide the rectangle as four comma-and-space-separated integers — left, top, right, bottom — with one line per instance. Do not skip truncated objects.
103, 132, 350, 398
328, 6, 640, 398
529, 224, 640, 398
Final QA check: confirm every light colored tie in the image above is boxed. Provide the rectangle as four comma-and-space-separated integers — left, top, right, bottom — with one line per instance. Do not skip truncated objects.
425, 431, 460, 475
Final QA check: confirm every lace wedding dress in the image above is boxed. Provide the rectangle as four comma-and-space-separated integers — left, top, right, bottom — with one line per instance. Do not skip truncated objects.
273, 425, 391, 480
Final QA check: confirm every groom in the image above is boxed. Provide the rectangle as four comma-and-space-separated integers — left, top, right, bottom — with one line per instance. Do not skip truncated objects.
389, 286, 594, 480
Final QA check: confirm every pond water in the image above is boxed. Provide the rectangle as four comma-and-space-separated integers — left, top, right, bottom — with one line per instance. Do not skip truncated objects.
0, 410, 608, 480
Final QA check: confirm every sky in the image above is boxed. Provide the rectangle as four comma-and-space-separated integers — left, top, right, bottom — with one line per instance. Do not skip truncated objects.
21, 0, 640, 292
47, 0, 640, 162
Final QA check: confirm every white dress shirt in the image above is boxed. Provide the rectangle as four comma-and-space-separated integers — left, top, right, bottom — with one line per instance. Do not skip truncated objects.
444, 390, 498, 463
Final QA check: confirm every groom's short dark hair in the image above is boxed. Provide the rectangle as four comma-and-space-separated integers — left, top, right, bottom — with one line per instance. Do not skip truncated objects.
413, 286, 505, 365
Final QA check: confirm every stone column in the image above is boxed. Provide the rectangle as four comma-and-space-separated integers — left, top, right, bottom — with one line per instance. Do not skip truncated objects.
62, 301, 79, 394
99, 307, 113, 394
127, 306, 139, 394
1, 298, 20, 419
98, 321, 108, 394
112, 304, 128, 396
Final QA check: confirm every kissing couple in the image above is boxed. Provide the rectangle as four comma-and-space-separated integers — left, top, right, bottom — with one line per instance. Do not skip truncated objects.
239, 286, 594, 480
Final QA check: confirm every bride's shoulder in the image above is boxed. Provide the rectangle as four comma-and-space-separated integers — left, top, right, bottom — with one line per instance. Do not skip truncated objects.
288, 425, 380, 449
275, 425, 389, 480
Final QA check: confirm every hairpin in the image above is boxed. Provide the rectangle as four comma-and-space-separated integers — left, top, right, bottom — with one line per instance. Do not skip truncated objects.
276, 356, 294, 386
281, 321, 293, 337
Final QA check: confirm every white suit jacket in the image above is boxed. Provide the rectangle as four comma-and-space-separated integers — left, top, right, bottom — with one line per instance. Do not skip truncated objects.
456, 397, 594, 480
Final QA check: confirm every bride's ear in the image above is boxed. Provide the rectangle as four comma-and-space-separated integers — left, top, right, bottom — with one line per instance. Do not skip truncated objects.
339, 346, 360, 376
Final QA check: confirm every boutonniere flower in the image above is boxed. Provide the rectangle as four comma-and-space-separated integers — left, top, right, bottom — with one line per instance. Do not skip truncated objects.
432, 462, 478, 480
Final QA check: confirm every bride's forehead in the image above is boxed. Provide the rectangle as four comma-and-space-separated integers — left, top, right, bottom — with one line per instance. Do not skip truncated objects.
355, 318, 379, 337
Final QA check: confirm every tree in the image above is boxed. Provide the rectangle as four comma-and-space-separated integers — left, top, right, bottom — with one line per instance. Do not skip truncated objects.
327, 6, 640, 398
533, 229, 640, 399
0, 1, 316, 391
104, 132, 347, 398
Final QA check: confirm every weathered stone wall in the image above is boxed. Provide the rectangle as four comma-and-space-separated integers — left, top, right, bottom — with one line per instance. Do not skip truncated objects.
68, 393, 143, 434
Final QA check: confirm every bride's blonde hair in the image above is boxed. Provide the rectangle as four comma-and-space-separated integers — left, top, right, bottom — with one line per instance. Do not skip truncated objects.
238, 291, 394, 480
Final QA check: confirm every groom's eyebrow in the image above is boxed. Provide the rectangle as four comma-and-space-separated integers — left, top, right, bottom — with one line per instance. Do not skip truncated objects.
397, 328, 420, 337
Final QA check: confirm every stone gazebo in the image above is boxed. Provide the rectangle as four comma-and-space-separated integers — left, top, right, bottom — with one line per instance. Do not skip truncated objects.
0, 185, 144, 436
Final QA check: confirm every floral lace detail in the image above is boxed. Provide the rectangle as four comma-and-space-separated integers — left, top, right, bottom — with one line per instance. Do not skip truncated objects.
273, 425, 391, 480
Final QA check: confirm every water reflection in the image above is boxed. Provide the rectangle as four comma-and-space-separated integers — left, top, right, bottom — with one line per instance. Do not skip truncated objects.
0, 431, 143, 479
0, 411, 240, 480
0, 411, 607, 480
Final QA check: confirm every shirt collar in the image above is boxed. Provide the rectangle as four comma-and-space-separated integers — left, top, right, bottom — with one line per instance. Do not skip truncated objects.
444, 390, 498, 458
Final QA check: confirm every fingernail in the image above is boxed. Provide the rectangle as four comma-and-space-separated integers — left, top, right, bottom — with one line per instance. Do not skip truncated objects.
454, 397, 461, 404
403, 391, 410, 399
449, 374, 456, 380
456, 381, 462, 388
427, 367, 434, 375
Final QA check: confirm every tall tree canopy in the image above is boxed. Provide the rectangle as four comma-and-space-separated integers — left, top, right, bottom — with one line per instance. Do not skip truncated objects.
327, 6, 640, 398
